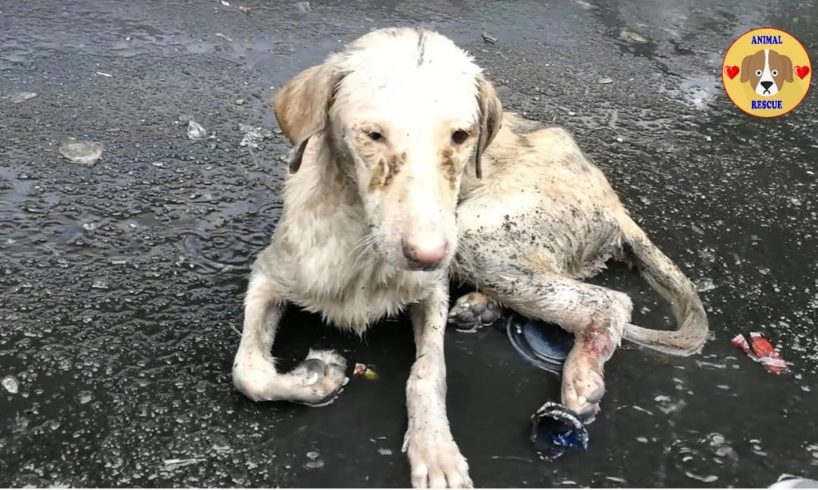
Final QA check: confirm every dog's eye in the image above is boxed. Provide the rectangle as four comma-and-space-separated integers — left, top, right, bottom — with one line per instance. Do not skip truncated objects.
755, 69, 763, 76
451, 129, 469, 145
771, 69, 779, 77
367, 131, 384, 142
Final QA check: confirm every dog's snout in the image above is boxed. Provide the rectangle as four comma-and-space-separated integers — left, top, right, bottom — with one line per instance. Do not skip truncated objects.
760, 81, 773, 90
401, 235, 448, 270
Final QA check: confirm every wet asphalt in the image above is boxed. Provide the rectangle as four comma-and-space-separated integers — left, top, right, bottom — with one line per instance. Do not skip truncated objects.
1, 0, 818, 487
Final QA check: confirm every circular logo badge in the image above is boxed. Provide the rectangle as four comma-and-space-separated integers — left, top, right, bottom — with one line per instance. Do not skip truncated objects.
722, 27, 812, 118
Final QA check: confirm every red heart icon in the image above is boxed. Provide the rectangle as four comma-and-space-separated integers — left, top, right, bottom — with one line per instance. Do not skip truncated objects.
795, 65, 810, 79
724, 65, 739, 79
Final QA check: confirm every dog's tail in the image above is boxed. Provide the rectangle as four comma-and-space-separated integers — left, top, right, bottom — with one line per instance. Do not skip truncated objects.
618, 214, 709, 357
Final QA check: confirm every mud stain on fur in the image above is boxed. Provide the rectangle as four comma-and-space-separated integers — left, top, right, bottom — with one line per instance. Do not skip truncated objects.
441, 148, 458, 189
369, 152, 406, 191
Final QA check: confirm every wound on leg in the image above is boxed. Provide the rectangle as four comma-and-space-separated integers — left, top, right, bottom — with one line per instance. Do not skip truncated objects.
579, 323, 615, 358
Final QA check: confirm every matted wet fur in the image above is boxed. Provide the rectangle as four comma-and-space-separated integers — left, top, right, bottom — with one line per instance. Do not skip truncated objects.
231, 27, 708, 488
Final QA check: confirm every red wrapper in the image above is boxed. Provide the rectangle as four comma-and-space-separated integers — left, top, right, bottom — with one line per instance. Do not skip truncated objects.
731, 332, 787, 374
353, 363, 368, 376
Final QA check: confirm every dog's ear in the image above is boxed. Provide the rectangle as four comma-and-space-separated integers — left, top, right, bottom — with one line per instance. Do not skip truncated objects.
781, 53, 794, 83
740, 54, 753, 83
474, 75, 503, 179
273, 63, 344, 172
287, 132, 313, 173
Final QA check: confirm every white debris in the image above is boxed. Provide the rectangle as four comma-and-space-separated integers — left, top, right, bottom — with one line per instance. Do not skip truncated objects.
631, 404, 654, 415
239, 124, 273, 148
620, 29, 649, 44
304, 450, 325, 469
162, 458, 205, 471
2, 375, 20, 394
481, 33, 498, 44
770, 477, 818, 489
59, 138, 104, 165
211, 444, 232, 455
187, 120, 207, 140
696, 278, 717, 292
654, 394, 685, 414
5, 92, 38, 103
685, 472, 718, 483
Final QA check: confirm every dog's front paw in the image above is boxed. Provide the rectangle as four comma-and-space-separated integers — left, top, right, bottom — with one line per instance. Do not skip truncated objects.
289, 349, 349, 407
448, 292, 501, 331
233, 349, 349, 405
403, 429, 472, 488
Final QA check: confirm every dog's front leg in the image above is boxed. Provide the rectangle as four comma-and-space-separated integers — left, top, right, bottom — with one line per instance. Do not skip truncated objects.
403, 282, 472, 489
232, 257, 348, 406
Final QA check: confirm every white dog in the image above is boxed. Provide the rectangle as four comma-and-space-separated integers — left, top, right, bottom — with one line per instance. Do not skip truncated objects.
232, 27, 708, 488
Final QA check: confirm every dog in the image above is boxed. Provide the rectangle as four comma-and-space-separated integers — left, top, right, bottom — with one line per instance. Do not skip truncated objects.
741, 49, 793, 96
232, 27, 708, 488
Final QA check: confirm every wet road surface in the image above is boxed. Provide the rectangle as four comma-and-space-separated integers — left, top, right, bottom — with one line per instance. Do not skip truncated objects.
1, 0, 817, 487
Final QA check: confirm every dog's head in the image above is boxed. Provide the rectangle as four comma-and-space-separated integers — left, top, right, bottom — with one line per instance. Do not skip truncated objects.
740, 49, 793, 96
273, 27, 502, 271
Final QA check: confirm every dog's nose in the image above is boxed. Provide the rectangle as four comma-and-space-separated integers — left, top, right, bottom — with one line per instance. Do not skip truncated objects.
401, 236, 448, 269
760, 81, 774, 90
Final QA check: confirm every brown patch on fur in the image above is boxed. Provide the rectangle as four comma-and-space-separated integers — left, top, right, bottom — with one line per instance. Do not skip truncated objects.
368, 153, 405, 191
440, 148, 458, 189
521, 249, 558, 275
368, 158, 386, 192
384, 153, 405, 187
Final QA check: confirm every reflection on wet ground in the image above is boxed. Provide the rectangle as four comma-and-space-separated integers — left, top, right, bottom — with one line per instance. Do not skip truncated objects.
1, 0, 817, 487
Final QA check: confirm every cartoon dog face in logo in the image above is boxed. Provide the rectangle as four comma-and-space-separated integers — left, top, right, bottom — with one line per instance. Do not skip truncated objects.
741, 49, 793, 96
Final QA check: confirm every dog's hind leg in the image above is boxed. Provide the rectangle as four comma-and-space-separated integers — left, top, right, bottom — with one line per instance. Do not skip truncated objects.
460, 264, 632, 422
403, 282, 472, 488
232, 256, 348, 406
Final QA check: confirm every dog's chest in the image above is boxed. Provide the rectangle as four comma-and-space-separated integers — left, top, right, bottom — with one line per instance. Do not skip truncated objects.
291, 254, 435, 332
275, 217, 435, 332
